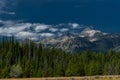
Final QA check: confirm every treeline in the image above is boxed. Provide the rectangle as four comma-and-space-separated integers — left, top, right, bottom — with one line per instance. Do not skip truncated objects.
0, 37, 120, 78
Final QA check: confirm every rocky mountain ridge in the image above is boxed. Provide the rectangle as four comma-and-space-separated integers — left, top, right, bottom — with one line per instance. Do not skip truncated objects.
41, 28, 120, 52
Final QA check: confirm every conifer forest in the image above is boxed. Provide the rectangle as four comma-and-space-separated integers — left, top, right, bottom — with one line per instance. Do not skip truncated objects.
0, 37, 120, 78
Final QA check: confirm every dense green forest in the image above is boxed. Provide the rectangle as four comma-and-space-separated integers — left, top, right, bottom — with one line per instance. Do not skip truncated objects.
0, 37, 120, 78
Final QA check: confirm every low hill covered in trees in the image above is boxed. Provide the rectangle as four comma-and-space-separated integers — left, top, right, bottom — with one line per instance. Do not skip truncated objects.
0, 37, 120, 78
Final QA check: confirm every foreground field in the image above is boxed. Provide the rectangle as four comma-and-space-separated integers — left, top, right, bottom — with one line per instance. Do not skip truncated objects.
1, 75, 120, 80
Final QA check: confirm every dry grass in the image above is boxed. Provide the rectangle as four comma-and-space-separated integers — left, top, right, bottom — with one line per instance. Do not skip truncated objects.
1, 75, 120, 80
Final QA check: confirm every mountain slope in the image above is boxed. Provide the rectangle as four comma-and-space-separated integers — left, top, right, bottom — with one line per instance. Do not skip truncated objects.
41, 28, 120, 52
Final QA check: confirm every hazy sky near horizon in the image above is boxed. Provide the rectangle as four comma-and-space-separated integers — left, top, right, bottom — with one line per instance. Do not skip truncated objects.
0, 0, 120, 33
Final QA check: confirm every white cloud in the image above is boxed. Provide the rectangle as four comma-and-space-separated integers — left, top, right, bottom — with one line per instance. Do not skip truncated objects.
69, 23, 80, 29
40, 33, 54, 37
0, 20, 15, 26
35, 24, 49, 32
0, 22, 32, 36
60, 28, 69, 32
16, 32, 35, 37
49, 28, 58, 32
16, 32, 39, 39
0, 20, 33, 37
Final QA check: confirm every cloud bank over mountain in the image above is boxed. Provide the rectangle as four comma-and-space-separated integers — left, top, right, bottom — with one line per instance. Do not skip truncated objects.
0, 20, 85, 41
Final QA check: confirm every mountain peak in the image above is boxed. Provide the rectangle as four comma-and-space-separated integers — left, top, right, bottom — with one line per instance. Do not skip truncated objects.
80, 27, 107, 38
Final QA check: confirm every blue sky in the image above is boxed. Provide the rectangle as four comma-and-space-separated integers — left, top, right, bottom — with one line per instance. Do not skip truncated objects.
0, 0, 120, 40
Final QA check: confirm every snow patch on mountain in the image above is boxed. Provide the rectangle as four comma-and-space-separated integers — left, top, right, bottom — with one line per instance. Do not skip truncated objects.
89, 38, 98, 42
79, 27, 108, 42
80, 27, 107, 38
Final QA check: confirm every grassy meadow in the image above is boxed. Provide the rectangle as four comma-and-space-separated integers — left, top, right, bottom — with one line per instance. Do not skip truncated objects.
1, 75, 120, 80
